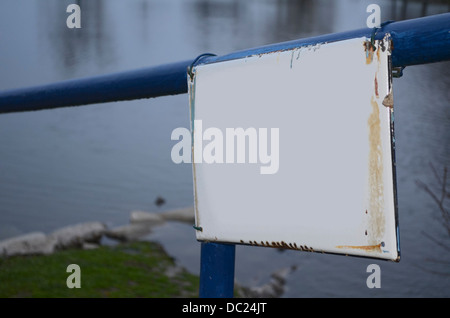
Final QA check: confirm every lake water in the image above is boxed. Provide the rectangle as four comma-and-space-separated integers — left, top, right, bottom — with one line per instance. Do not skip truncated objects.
0, 0, 449, 297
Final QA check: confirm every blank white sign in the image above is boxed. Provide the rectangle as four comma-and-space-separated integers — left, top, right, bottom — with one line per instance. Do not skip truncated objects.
189, 36, 400, 261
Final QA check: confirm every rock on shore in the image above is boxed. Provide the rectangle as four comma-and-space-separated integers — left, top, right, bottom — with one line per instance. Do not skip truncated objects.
0, 208, 195, 257
0, 232, 56, 257
105, 207, 195, 242
49, 221, 106, 249
0, 221, 106, 257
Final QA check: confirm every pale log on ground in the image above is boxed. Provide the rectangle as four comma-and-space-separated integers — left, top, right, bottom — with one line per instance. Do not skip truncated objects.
49, 222, 106, 249
0, 232, 57, 257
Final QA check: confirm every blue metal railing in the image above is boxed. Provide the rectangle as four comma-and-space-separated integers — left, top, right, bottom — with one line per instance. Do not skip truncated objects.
0, 13, 449, 114
0, 13, 449, 298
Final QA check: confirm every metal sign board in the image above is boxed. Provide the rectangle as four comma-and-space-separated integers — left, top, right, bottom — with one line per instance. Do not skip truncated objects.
188, 36, 400, 261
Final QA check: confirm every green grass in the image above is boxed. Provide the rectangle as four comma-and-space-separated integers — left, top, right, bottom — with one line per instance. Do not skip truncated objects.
0, 241, 199, 298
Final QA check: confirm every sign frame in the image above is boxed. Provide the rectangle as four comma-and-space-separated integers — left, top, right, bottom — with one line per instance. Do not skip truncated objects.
189, 35, 400, 261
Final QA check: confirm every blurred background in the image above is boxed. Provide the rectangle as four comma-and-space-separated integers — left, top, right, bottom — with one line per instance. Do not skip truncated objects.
0, 0, 449, 297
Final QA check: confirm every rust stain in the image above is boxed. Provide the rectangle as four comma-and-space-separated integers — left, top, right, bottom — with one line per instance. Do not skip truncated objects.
367, 97, 386, 245
336, 243, 382, 252
374, 75, 379, 98
364, 41, 374, 64
382, 91, 394, 108
243, 240, 314, 252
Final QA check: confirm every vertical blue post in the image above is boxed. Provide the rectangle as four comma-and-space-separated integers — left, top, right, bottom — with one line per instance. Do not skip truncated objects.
199, 242, 236, 298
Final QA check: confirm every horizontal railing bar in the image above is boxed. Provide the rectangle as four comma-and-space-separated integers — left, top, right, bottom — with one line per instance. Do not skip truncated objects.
208, 13, 450, 68
0, 13, 448, 114
0, 60, 193, 114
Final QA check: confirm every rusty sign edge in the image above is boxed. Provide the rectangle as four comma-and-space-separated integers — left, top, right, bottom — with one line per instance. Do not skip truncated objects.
189, 35, 400, 262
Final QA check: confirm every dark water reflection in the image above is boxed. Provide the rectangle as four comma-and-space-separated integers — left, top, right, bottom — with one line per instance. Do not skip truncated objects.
0, 0, 449, 297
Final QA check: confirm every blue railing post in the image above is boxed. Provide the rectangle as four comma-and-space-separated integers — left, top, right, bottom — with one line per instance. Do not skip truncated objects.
199, 242, 236, 298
